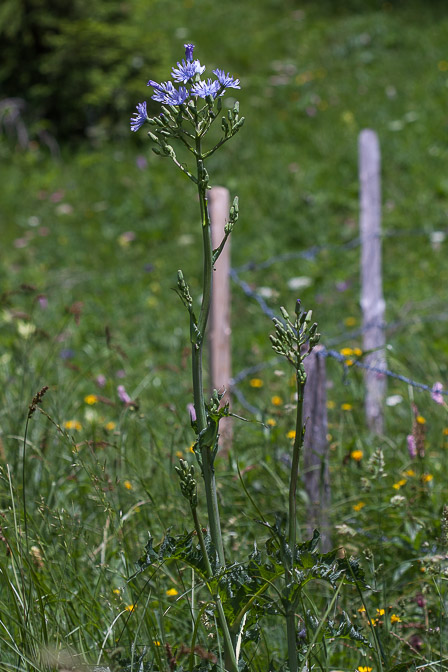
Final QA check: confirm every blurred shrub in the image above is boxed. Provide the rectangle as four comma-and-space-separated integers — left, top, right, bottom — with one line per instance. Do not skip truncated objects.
0, 0, 167, 142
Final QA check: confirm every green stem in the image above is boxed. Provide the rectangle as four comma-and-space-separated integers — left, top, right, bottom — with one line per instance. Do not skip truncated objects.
192, 508, 238, 672
286, 609, 298, 672
285, 371, 306, 672
288, 376, 305, 556
190, 138, 226, 568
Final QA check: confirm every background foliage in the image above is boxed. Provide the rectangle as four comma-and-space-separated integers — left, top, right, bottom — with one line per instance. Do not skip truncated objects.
1, 0, 448, 670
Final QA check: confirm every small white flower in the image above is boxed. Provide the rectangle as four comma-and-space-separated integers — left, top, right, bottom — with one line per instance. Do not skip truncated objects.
386, 394, 403, 407
287, 276, 312, 291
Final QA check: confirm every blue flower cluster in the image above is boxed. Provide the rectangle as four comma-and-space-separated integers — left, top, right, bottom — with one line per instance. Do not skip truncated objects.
130, 44, 240, 132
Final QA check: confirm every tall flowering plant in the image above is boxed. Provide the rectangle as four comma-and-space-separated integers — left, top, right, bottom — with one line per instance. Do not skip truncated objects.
130, 45, 371, 672
131, 43, 243, 672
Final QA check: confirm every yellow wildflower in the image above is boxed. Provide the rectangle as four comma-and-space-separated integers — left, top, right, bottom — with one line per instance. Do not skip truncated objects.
357, 667, 373, 672
390, 614, 402, 624
345, 359, 354, 367
175, 450, 183, 458
287, 430, 296, 440
340, 347, 353, 357
357, 606, 366, 613
84, 394, 98, 405
105, 421, 116, 431
113, 588, 121, 595
266, 418, 277, 427
189, 442, 195, 453
123, 480, 133, 490
153, 640, 161, 646
416, 415, 426, 424
125, 604, 136, 612
64, 420, 82, 431
271, 395, 283, 406
443, 427, 448, 436
249, 378, 263, 388
353, 502, 366, 512
326, 400, 335, 409
376, 608, 385, 616
341, 403, 352, 411
166, 588, 178, 597
341, 110, 355, 125
404, 469, 416, 477
351, 450, 363, 462
392, 479, 407, 490
353, 347, 363, 357
422, 473, 433, 483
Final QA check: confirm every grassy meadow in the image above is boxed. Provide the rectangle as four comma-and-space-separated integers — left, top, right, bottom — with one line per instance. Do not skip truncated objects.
1, 1, 448, 669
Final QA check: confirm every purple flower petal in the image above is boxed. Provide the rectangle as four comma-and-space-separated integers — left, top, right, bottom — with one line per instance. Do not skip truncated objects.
130, 101, 148, 132
117, 385, 132, 404
184, 43, 195, 62
407, 434, 417, 459
190, 78, 220, 99
172, 59, 205, 83
212, 68, 241, 90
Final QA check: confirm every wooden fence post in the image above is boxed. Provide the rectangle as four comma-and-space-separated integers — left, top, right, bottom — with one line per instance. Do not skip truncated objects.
209, 186, 233, 453
359, 129, 386, 435
303, 346, 331, 552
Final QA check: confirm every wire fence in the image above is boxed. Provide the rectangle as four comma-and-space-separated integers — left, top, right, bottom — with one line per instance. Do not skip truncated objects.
228, 233, 447, 415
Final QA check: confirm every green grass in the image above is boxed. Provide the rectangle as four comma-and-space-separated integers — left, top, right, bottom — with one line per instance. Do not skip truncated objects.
1, 1, 448, 669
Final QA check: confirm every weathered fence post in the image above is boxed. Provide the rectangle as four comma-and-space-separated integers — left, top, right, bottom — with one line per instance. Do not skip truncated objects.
359, 129, 386, 435
303, 346, 331, 552
209, 186, 233, 453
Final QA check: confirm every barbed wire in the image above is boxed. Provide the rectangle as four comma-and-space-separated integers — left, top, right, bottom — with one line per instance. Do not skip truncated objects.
232, 227, 445, 274
228, 264, 448, 409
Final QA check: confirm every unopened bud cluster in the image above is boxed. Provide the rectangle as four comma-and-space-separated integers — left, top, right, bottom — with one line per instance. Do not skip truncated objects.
175, 459, 198, 508
225, 196, 239, 235
177, 270, 193, 310
270, 300, 320, 370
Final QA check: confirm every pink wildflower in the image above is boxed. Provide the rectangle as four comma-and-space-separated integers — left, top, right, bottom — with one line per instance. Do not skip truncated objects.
431, 382, 444, 405
187, 403, 196, 423
407, 434, 417, 459
117, 385, 132, 404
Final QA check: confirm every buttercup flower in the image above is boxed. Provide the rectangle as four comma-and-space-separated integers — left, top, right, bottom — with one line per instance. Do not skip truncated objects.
130, 101, 148, 132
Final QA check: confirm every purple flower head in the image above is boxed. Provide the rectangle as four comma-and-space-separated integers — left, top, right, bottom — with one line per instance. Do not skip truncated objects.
95, 374, 107, 388
172, 58, 205, 83
147, 79, 188, 106
190, 78, 221, 99
117, 384, 132, 404
184, 43, 195, 61
407, 434, 417, 459
130, 101, 148, 132
431, 381, 444, 405
213, 69, 241, 90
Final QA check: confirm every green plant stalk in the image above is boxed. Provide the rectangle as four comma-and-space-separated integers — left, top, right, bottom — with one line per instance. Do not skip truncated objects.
191, 140, 226, 569
285, 369, 306, 672
191, 506, 238, 672
288, 371, 306, 553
